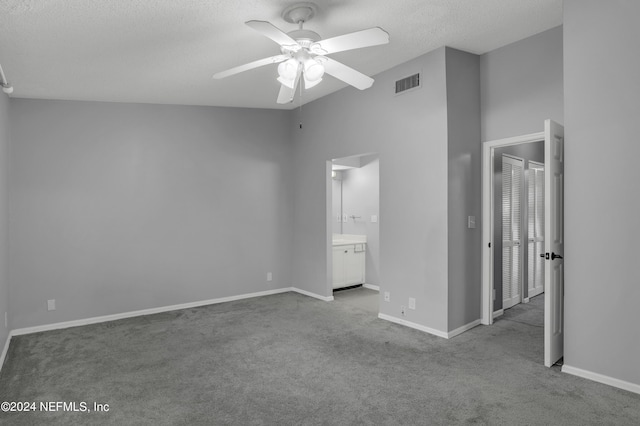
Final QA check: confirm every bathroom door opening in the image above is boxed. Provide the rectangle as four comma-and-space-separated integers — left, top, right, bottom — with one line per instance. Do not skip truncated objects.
327, 153, 380, 315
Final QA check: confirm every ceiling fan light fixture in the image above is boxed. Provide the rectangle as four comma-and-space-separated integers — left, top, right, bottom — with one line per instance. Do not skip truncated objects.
304, 76, 322, 89
304, 58, 324, 81
277, 58, 299, 80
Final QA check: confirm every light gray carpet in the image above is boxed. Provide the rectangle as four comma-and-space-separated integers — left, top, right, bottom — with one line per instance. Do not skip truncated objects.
498, 293, 545, 328
1, 288, 639, 425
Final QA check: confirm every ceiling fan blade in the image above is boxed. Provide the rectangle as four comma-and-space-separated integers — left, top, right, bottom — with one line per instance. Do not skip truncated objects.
277, 66, 302, 104
323, 58, 374, 90
213, 55, 289, 79
246, 20, 299, 48
316, 27, 389, 55
277, 84, 296, 104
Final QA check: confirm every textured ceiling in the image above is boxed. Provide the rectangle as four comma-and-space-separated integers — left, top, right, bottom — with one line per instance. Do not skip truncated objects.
0, 0, 562, 110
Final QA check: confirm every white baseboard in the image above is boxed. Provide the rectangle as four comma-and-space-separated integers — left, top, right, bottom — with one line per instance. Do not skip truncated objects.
493, 309, 504, 319
447, 319, 481, 339
0, 333, 11, 374
363, 284, 380, 291
291, 287, 334, 302
378, 313, 448, 338
529, 287, 544, 298
11, 287, 293, 336
378, 314, 480, 340
562, 364, 640, 395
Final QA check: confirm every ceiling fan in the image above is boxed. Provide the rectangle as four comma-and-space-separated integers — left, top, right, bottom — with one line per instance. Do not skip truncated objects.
212, 2, 389, 104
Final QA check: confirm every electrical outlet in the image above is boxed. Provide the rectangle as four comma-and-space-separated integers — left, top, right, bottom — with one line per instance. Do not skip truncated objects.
266, 272, 272, 282
401, 305, 406, 316
47, 299, 56, 311
409, 298, 416, 310
384, 291, 390, 302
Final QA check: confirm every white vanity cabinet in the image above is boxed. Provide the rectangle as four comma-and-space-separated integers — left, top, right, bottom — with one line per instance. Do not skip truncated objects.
332, 242, 366, 289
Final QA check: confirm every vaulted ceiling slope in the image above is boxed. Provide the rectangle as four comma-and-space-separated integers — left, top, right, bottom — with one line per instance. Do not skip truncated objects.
0, 0, 562, 109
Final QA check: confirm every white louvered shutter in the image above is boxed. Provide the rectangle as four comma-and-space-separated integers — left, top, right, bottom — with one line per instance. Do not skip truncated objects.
502, 155, 524, 309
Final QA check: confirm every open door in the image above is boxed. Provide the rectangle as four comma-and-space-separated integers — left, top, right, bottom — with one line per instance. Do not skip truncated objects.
544, 119, 564, 367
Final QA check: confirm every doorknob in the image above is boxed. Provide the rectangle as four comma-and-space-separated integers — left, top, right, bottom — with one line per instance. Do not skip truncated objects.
551, 252, 563, 260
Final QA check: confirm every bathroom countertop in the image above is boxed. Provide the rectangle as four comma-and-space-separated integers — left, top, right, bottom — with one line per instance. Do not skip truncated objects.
332, 234, 367, 246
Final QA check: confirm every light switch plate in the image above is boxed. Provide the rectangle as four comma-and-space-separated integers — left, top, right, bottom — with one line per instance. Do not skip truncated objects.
371, 215, 378, 223
468, 216, 476, 229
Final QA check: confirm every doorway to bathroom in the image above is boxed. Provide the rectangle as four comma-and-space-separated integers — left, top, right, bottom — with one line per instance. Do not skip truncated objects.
329, 153, 380, 316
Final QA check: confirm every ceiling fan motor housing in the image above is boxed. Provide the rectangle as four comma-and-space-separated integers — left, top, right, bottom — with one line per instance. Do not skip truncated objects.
286, 29, 322, 48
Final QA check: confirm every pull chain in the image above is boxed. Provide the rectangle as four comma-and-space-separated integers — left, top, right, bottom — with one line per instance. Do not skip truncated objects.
299, 76, 303, 129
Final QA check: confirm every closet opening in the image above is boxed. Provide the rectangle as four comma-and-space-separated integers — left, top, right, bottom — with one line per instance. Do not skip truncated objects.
481, 120, 565, 367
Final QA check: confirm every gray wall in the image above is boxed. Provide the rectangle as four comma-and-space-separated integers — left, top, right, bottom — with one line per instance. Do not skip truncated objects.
0, 93, 9, 349
445, 48, 482, 331
492, 142, 544, 311
481, 26, 564, 142
291, 47, 450, 332
8, 99, 293, 329
564, 0, 640, 386
340, 156, 380, 287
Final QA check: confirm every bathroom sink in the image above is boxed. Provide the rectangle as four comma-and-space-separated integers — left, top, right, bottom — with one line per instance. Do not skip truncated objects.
332, 234, 366, 246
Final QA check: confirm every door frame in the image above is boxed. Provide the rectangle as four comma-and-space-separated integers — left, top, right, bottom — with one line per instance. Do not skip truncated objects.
481, 131, 545, 325
326, 153, 381, 300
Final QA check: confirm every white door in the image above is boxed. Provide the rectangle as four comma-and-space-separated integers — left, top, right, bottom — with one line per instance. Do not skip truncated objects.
332, 246, 347, 289
528, 162, 545, 298
544, 120, 564, 367
502, 155, 524, 310
345, 244, 366, 285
